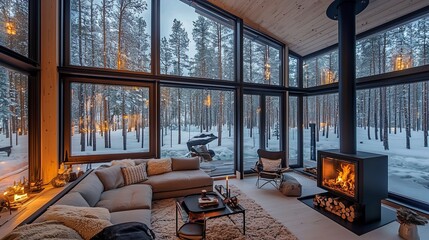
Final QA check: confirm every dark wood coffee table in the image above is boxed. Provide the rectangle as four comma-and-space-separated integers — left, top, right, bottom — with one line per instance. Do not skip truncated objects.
176, 191, 246, 235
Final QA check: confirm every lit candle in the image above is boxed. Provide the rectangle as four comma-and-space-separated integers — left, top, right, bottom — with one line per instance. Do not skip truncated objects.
226, 176, 229, 191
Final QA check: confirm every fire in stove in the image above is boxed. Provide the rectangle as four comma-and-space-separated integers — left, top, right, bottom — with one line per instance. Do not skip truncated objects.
322, 157, 356, 198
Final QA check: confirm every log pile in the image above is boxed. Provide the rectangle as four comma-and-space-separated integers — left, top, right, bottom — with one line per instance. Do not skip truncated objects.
313, 194, 360, 222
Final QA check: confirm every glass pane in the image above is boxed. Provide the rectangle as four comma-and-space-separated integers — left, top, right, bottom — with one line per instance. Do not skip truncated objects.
243, 94, 260, 170
0, 0, 29, 57
160, 87, 235, 176
265, 96, 280, 151
356, 15, 429, 78
289, 96, 298, 165
70, 0, 151, 71
243, 35, 281, 85
70, 83, 150, 156
356, 83, 429, 205
160, 0, 235, 80
0, 66, 28, 192
303, 94, 339, 166
303, 50, 338, 88
289, 56, 298, 87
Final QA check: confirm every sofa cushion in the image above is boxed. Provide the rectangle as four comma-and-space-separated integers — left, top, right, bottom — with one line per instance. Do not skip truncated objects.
71, 172, 104, 207
172, 157, 200, 171
145, 170, 212, 193
134, 158, 150, 166
121, 163, 148, 185
96, 184, 152, 212
110, 209, 152, 228
147, 158, 172, 176
54, 192, 90, 207
95, 165, 125, 191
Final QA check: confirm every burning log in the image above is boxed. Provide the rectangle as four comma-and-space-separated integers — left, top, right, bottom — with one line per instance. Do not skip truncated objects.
313, 194, 360, 223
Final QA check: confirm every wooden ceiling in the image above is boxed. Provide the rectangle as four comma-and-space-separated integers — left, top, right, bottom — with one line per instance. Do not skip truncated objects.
207, 0, 429, 56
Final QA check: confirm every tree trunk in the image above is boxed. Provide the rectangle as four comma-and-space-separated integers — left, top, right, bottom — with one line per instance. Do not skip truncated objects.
79, 83, 85, 151
367, 89, 371, 140
91, 84, 96, 151
374, 89, 378, 140
177, 88, 181, 144
122, 88, 127, 150
382, 87, 389, 150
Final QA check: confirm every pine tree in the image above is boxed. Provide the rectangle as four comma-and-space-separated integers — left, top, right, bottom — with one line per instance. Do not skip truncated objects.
192, 16, 213, 78
169, 19, 189, 76
160, 37, 172, 74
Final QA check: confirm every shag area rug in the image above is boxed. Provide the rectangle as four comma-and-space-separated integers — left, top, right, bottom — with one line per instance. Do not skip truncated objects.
151, 185, 298, 240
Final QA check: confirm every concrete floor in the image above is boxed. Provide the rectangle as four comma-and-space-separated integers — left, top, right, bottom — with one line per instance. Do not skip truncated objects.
216, 172, 429, 240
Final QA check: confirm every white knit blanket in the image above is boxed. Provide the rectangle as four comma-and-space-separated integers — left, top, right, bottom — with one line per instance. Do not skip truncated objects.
2, 220, 83, 240
37, 205, 112, 240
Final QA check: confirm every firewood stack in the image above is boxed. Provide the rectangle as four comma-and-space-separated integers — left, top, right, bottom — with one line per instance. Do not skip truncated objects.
313, 194, 360, 222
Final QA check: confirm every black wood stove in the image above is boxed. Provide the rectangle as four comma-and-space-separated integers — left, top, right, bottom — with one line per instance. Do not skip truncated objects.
317, 149, 388, 223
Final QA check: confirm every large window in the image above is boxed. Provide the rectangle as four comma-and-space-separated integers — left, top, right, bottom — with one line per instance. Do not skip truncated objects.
356, 83, 429, 205
0, 67, 28, 192
356, 14, 429, 78
160, 86, 235, 175
303, 50, 338, 88
243, 31, 282, 85
0, 0, 28, 57
160, 0, 235, 80
69, 0, 151, 71
303, 94, 339, 163
303, 14, 429, 88
65, 81, 154, 160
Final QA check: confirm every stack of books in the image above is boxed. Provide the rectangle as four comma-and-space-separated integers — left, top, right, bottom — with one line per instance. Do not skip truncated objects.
198, 196, 219, 208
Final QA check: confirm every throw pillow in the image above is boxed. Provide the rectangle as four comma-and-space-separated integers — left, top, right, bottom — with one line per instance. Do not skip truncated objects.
147, 158, 172, 176
171, 157, 200, 171
121, 163, 148, 185
95, 165, 124, 191
111, 159, 136, 168
260, 157, 281, 172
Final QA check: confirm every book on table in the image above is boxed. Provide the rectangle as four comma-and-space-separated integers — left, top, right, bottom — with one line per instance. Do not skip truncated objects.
198, 196, 219, 207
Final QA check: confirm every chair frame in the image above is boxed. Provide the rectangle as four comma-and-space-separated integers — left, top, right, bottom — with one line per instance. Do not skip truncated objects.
254, 149, 290, 189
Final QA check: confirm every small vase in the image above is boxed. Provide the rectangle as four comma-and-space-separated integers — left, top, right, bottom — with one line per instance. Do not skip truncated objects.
398, 223, 420, 240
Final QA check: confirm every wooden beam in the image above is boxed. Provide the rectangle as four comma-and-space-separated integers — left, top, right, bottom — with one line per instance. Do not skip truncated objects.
40, 0, 59, 184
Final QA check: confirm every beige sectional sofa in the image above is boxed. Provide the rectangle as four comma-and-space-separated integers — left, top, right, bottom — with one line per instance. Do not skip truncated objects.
39, 157, 213, 228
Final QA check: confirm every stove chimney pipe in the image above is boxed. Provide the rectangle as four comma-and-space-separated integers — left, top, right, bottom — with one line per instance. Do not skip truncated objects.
327, 0, 368, 154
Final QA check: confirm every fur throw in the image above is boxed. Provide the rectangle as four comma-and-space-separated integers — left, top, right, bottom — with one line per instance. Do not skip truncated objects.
2, 220, 83, 240
37, 205, 112, 240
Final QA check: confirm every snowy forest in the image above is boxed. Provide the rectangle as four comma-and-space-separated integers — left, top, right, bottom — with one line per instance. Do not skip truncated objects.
0, 0, 29, 191
70, 83, 150, 155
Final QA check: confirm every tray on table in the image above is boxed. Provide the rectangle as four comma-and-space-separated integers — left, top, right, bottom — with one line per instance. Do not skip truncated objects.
183, 192, 225, 213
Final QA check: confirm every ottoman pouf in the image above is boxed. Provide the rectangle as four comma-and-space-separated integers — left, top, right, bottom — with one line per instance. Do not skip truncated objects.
280, 174, 302, 197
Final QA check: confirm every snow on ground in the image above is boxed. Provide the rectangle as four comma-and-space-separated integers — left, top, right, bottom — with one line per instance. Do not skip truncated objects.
0, 134, 28, 192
